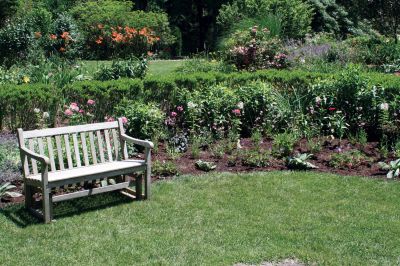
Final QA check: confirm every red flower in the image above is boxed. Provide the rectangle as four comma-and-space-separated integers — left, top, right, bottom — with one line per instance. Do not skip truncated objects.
49, 34, 57, 40
328, 107, 336, 111
60, 31, 70, 40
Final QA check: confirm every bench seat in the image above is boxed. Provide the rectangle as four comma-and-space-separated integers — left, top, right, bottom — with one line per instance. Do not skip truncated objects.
26, 160, 146, 187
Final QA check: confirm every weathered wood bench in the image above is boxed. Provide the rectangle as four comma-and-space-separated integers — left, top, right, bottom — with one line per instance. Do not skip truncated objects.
17, 118, 153, 223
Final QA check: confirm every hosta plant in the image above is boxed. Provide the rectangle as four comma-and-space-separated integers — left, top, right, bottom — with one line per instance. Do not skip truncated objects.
287, 153, 318, 170
0, 182, 22, 198
378, 159, 400, 179
195, 160, 216, 172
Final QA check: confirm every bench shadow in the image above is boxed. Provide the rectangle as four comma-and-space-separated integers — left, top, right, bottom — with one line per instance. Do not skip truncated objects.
0, 192, 134, 228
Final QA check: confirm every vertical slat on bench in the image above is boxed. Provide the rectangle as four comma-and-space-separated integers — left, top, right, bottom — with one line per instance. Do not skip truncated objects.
96, 131, 105, 163
37, 138, 46, 171
112, 129, 119, 161
28, 139, 38, 174
104, 130, 113, 162
64, 134, 73, 169
46, 137, 56, 172
89, 132, 97, 164
80, 132, 90, 166
72, 133, 81, 167
55, 135, 65, 170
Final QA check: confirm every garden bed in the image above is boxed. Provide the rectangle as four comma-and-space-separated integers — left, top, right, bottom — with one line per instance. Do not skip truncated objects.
0, 132, 395, 209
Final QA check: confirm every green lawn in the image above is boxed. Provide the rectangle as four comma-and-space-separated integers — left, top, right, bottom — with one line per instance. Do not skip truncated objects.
82, 59, 185, 76
1, 172, 400, 265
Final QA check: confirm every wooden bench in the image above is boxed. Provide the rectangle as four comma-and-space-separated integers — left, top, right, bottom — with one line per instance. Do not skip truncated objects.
17, 118, 153, 223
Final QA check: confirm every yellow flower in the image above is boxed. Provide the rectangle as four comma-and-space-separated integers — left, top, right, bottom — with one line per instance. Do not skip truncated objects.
23, 76, 30, 83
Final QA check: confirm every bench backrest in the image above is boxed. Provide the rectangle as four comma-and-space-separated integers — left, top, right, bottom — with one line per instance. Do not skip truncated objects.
17, 120, 127, 177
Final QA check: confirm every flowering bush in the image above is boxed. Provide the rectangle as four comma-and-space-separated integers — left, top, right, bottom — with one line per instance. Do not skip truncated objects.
63, 100, 97, 126
223, 26, 288, 70
89, 25, 161, 59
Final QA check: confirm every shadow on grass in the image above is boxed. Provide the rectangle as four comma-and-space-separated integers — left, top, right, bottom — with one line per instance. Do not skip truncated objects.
0, 192, 133, 228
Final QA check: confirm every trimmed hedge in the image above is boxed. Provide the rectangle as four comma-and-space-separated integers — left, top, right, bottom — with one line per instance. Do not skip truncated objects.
1, 69, 399, 130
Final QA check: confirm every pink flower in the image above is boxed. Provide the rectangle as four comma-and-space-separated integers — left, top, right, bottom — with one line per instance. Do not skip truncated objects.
171, 112, 177, 117
107, 117, 115, 122
232, 109, 241, 116
64, 109, 73, 116
121, 117, 128, 124
87, 99, 95, 105
177, 106, 184, 112
69, 103, 79, 112
79, 109, 85, 114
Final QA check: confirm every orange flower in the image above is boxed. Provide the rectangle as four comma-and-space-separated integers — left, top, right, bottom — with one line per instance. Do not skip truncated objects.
61, 31, 70, 40
59, 47, 66, 52
50, 34, 57, 40
97, 24, 104, 30
111, 31, 119, 38
34, 32, 42, 39
139, 28, 148, 35
95, 36, 103, 45
125, 26, 137, 35
112, 32, 124, 43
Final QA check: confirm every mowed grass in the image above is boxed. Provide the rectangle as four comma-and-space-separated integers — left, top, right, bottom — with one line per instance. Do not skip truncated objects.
1, 171, 400, 265
81, 59, 185, 76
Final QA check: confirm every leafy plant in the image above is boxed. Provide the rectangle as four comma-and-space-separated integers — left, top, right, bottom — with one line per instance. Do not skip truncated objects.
272, 131, 298, 157
94, 57, 148, 81
329, 150, 369, 169
287, 153, 318, 170
241, 150, 270, 167
195, 160, 216, 172
306, 137, 323, 154
210, 143, 226, 159
152, 161, 178, 177
378, 159, 400, 179
0, 182, 22, 198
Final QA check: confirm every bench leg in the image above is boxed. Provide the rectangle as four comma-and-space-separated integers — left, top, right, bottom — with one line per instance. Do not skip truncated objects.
145, 166, 151, 200
135, 174, 143, 200
42, 187, 52, 223
24, 183, 33, 209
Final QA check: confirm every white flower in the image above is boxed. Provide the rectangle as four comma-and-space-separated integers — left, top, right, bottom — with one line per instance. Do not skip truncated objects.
187, 101, 197, 109
42, 112, 50, 119
237, 101, 244, 109
315, 96, 322, 104
34, 108, 40, 113
380, 103, 389, 111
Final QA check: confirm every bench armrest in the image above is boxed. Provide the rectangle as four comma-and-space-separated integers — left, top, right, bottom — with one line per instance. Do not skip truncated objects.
20, 147, 50, 166
121, 134, 154, 149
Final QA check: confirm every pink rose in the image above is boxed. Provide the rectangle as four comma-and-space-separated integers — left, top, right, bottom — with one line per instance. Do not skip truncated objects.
171, 112, 177, 117
177, 106, 184, 112
64, 109, 73, 116
70, 103, 79, 112
79, 109, 85, 114
121, 117, 128, 124
87, 99, 95, 105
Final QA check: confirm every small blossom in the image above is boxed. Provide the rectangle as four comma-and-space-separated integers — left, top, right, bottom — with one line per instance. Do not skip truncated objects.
87, 99, 95, 105
64, 109, 73, 116
121, 117, 128, 124
34, 32, 42, 39
50, 34, 57, 40
187, 101, 197, 109
177, 106, 184, 112
232, 109, 241, 116
23, 76, 30, 83
79, 109, 85, 114
34, 108, 40, 113
237, 102, 244, 109
107, 117, 115, 122
328, 107, 336, 111
315, 96, 322, 104
380, 103, 389, 111
171, 111, 177, 117
43, 112, 50, 119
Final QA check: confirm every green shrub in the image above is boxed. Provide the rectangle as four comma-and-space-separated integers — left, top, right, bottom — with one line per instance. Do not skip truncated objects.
152, 160, 178, 177
94, 57, 148, 81
115, 101, 164, 140
272, 131, 298, 157
329, 150, 369, 169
